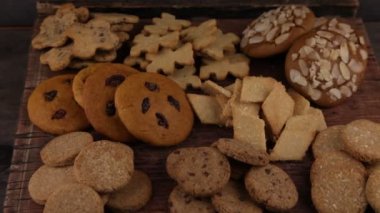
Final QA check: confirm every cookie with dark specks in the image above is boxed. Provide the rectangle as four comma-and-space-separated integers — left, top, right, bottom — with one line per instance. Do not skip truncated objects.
212, 138, 269, 166
168, 186, 215, 213
27, 74, 89, 134
41, 131, 93, 167
212, 181, 262, 213
107, 170, 152, 211
82, 63, 138, 142
166, 147, 230, 196
74, 140, 134, 193
244, 164, 298, 212
115, 72, 193, 146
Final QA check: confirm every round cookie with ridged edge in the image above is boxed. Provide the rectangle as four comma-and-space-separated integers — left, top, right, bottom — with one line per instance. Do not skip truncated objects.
107, 170, 152, 211
27, 74, 89, 134
241, 5, 315, 58
341, 119, 380, 163
115, 72, 193, 146
28, 165, 76, 205
168, 186, 215, 213
73, 140, 134, 193
44, 183, 103, 213
41, 132, 93, 167
211, 181, 262, 213
212, 138, 269, 166
166, 147, 230, 197
312, 125, 345, 159
82, 63, 139, 142
244, 164, 298, 212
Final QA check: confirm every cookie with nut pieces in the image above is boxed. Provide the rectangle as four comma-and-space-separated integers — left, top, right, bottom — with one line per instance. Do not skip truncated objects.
241, 5, 315, 58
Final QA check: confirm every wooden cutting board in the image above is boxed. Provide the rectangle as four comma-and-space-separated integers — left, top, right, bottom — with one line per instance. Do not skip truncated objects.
3, 9, 380, 213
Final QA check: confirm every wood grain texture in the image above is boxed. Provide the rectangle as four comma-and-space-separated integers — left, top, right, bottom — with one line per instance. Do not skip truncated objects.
3, 16, 380, 213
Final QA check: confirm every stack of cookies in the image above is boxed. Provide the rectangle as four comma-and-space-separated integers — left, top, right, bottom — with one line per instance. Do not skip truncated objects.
311, 119, 380, 212
187, 76, 326, 161
32, 3, 139, 71
166, 140, 299, 212
124, 13, 250, 89
28, 132, 152, 212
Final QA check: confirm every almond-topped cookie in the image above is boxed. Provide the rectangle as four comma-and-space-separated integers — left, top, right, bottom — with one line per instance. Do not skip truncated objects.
241, 5, 315, 58
285, 26, 368, 107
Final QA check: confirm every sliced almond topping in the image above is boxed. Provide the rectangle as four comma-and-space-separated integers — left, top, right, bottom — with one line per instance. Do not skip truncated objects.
330, 49, 340, 61
249, 36, 264, 44
266, 26, 279, 42
305, 38, 316, 47
303, 46, 314, 55
337, 23, 353, 34
316, 37, 327, 48
254, 22, 271, 32
240, 37, 248, 48
339, 62, 351, 80
298, 59, 309, 76
331, 63, 340, 79
308, 50, 321, 61
321, 80, 334, 90
293, 9, 302, 17
329, 88, 342, 99
359, 36, 366, 46
348, 59, 364, 73
322, 49, 331, 58
329, 18, 338, 27
290, 69, 308, 86
281, 23, 295, 34
359, 49, 368, 60
308, 86, 322, 101
320, 59, 332, 81
339, 42, 350, 63
278, 13, 287, 24
352, 74, 357, 83
349, 41, 357, 55
337, 75, 345, 85
340, 85, 352, 97
317, 31, 334, 40
291, 53, 299, 61
311, 76, 321, 88
274, 33, 290, 45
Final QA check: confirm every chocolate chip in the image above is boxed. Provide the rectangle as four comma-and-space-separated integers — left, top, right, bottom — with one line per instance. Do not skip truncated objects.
156, 112, 169, 129
105, 75, 125, 87
44, 90, 57, 102
203, 171, 210, 177
184, 195, 192, 204
105, 101, 116, 116
188, 172, 195, 176
51, 109, 66, 120
265, 168, 271, 175
141, 97, 150, 114
145, 82, 159, 92
167, 95, 180, 111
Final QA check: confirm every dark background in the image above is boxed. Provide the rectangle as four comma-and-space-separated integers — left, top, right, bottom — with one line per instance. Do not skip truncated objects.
1, 0, 380, 210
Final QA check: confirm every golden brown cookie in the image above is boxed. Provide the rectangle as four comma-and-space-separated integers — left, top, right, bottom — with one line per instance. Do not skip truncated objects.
82, 63, 138, 142
366, 167, 380, 212
27, 74, 89, 134
285, 28, 367, 107
244, 164, 298, 212
310, 151, 367, 213
211, 181, 262, 213
72, 64, 100, 108
181, 19, 218, 50
43, 183, 103, 213
115, 72, 194, 146
341, 119, 380, 162
41, 131, 93, 167
241, 5, 315, 58
28, 165, 76, 205
166, 147, 230, 197
212, 138, 269, 166
107, 170, 152, 211
143, 13, 191, 35
312, 125, 345, 159
73, 140, 134, 193
168, 186, 215, 213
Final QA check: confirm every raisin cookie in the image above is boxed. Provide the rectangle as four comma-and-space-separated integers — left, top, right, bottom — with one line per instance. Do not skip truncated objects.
28, 165, 76, 205
74, 140, 134, 193
245, 164, 298, 212
166, 147, 230, 197
115, 72, 194, 146
107, 170, 152, 211
241, 5, 315, 58
41, 131, 93, 167
44, 183, 103, 213
211, 181, 262, 213
168, 186, 215, 213
82, 63, 138, 142
27, 74, 89, 134
72, 64, 101, 108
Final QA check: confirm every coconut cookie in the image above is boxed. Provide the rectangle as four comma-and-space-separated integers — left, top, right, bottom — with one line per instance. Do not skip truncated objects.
285, 28, 367, 107
40, 132, 93, 167
115, 73, 194, 146
27, 74, 89, 134
168, 186, 215, 213
241, 5, 315, 58
166, 147, 230, 197
74, 140, 134, 192
341, 119, 380, 162
244, 164, 298, 212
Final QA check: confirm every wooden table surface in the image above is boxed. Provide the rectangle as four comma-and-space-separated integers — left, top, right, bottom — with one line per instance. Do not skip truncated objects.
2, 2, 380, 211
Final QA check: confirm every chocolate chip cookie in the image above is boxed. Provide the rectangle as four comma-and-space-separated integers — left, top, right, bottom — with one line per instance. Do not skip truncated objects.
82, 63, 139, 142
27, 74, 89, 134
168, 186, 215, 213
115, 72, 194, 146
